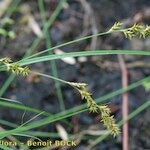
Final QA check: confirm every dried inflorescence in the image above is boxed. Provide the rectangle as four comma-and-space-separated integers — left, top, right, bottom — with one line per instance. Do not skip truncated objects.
69, 82, 120, 137
109, 22, 150, 39
0, 57, 30, 76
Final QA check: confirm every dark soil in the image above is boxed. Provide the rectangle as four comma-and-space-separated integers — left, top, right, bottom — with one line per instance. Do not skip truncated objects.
0, 0, 150, 150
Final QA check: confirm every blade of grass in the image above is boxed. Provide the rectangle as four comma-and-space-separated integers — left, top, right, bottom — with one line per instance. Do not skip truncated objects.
0, 119, 64, 139
0, 108, 86, 138
0, 119, 60, 138
38, 0, 66, 111
0, 97, 22, 104
18, 50, 150, 66
0, 99, 51, 116
0, 119, 17, 128
0, 74, 15, 97
0, 119, 78, 139
0, 98, 70, 126
50, 62, 65, 111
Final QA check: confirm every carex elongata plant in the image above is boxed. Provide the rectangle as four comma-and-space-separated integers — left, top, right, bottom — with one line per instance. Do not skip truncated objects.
0, 22, 150, 137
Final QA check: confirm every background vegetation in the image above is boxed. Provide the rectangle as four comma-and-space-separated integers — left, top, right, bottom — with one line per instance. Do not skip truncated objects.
0, 0, 149, 150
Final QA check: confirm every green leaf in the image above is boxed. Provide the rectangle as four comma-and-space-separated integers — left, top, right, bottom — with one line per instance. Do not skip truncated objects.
18, 50, 150, 66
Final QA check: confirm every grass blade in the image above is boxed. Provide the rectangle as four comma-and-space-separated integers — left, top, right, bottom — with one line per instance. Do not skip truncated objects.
19, 50, 150, 66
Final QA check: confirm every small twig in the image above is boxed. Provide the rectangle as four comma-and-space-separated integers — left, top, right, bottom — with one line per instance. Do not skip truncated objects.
118, 55, 129, 150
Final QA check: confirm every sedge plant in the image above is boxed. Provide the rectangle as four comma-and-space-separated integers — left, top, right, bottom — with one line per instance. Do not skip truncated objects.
0, 22, 150, 140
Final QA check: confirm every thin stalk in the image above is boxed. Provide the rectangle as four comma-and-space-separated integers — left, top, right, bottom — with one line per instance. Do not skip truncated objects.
38, 0, 66, 111
32, 71, 69, 85
17, 28, 130, 61
18, 31, 111, 60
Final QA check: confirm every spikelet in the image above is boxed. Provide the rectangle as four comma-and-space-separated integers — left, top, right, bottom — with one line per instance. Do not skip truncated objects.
0, 57, 12, 63
109, 22, 150, 39
68, 82, 120, 137
109, 22, 123, 32
142, 26, 150, 38
0, 57, 30, 76
123, 24, 144, 39
99, 105, 120, 137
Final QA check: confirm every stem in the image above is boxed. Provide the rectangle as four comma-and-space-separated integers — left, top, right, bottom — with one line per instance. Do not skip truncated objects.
18, 31, 112, 61
118, 55, 129, 150
38, 0, 66, 111
31, 71, 70, 85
